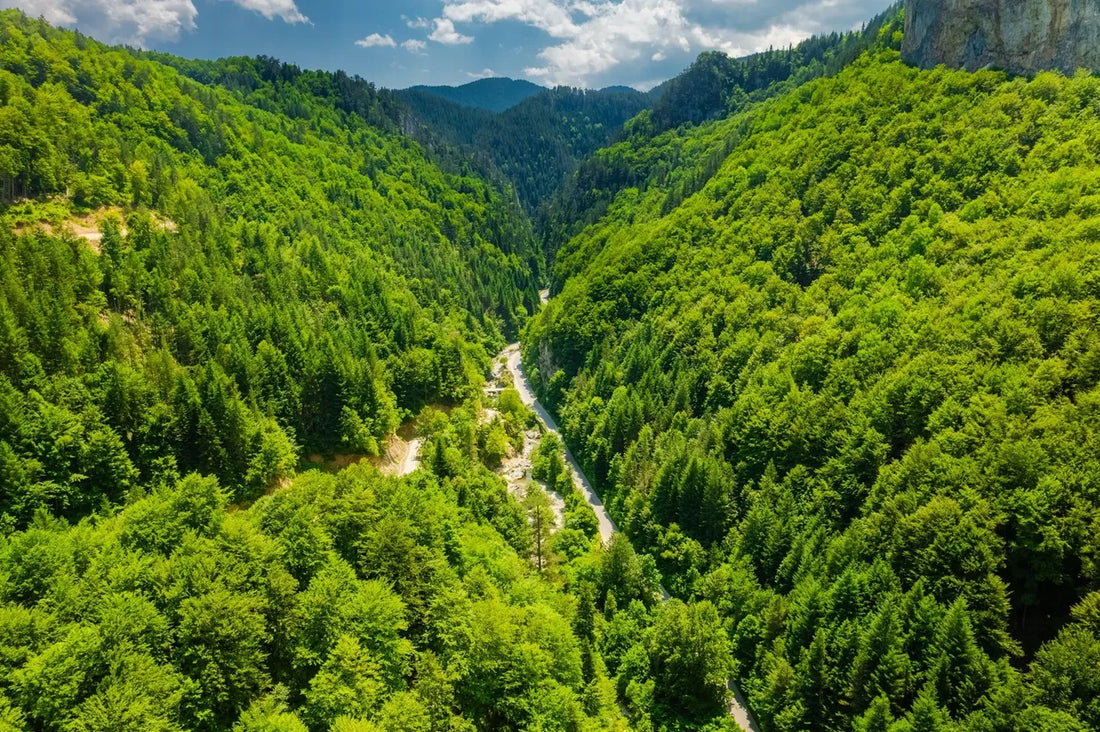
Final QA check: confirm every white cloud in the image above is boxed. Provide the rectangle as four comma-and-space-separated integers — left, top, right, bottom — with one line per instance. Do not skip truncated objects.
466, 67, 495, 78
223, 0, 307, 24
1, 0, 197, 42
435, 0, 890, 86
428, 17, 473, 45
355, 32, 396, 48
403, 15, 430, 29
517, 0, 720, 85
402, 38, 427, 53
443, 0, 576, 38
632, 77, 666, 92
0, 0, 75, 25
0, 0, 306, 45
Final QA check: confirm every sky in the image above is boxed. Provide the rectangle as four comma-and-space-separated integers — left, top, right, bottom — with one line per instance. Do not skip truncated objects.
0, 0, 896, 90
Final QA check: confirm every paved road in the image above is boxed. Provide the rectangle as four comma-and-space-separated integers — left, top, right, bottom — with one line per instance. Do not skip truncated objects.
499, 342, 761, 732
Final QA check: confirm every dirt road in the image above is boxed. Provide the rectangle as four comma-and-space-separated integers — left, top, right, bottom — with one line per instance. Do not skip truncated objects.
498, 341, 761, 732
501, 343, 617, 545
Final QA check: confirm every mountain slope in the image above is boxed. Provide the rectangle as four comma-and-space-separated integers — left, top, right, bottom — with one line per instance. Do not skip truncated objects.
407, 77, 545, 112
397, 85, 651, 214
536, 6, 902, 259
525, 25, 1100, 732
0, 11, 756, 732
0, 10, 538, 515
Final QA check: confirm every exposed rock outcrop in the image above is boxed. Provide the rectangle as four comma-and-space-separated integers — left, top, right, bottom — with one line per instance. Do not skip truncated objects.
903, 0, 1100, 75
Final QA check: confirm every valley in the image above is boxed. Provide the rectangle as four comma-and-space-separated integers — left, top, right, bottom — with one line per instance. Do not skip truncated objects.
497, 342, 760, 731
500, 341, 617, 547
0, 2, 1099, 731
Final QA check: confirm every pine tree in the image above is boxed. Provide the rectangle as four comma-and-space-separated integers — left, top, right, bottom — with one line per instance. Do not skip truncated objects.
523, 483, 555, 572
931, 600, 990, 717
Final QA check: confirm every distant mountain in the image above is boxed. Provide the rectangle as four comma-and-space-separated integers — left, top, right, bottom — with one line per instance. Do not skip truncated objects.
537, 5, 900, 256
599, 85, 643, 94
407, 77, 546, 112
396, 85, 651, 214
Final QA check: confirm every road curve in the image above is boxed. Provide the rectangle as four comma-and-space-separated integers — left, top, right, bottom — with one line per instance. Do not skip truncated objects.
503, 344, 617, 545
500, 341, 761, 732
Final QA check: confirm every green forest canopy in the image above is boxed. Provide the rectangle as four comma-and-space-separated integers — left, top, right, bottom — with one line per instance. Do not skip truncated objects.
396, 84, 651, 216
0, 9, 746, 731
3, 5, 1100, 732
0, 9, 544, 515
527, 16, 1100, 732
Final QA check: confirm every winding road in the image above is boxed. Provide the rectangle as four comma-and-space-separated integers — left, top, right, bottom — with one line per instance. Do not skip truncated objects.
502, 343, 618, 544
395, 287, 758, 730
499, 341, 761, 732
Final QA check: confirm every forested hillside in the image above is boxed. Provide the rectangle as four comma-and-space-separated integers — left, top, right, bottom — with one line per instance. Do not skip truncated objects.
7, 2, 1100, 730
0, 9, 546, 517
526, 16, 1100, 732
536, 6, 899, 260
397, 86, 651, 215
0, 10, 761, 731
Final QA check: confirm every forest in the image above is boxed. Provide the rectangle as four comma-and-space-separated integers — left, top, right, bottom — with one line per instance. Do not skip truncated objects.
527, 11, 1100, 732
2, 2, 1100, 731
0, 9, 547, 517
0, 9, 746, 731
534, 5, 901, 260
396, 85, 651, 216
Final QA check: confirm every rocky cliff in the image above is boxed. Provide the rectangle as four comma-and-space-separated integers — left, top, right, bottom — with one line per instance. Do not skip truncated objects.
903, 0, 1100, 75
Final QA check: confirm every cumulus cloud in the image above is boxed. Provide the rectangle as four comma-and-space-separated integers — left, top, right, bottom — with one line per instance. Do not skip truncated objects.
0, 0, 306, 45
433, 0, 889, 86
466, 67, 495, 78
428, 17, 473, 45
402, 38, 427, 52
443, 0, 576, 38
224, 0, 307, 24
403, 15, 430, 29
356, 32, 396, 48
0, 0, 197, 42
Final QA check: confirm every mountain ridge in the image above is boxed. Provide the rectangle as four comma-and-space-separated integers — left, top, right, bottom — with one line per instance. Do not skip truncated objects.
396, 84, 651, 214
406, 76, 545, 112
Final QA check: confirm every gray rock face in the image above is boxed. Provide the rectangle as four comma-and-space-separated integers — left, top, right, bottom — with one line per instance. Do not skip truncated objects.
903, 0, 1100, 75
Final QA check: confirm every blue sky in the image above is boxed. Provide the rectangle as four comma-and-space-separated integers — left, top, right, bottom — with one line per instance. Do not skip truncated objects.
2, 0, 894, 90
